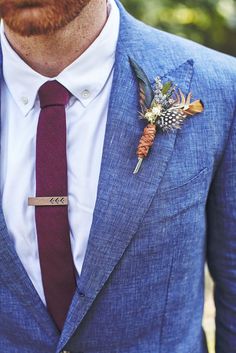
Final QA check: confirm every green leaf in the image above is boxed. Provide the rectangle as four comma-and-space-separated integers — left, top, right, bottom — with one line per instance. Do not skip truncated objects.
162, 81, 172, 95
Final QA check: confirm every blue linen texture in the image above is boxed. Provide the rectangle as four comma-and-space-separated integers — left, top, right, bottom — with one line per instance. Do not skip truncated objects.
0, 1, 236, 352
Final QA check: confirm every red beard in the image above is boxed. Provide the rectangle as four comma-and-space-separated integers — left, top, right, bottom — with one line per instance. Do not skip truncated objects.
0, 0, 91, 36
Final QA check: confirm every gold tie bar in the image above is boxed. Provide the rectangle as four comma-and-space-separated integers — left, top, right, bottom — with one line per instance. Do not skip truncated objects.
28, 196, 68, 207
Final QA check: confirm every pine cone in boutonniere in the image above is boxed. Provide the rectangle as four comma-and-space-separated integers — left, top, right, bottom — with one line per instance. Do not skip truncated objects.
130, 58, 204, 174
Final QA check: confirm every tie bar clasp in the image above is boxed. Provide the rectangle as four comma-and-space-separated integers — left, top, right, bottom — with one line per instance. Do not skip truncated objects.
28, 196, 68, 207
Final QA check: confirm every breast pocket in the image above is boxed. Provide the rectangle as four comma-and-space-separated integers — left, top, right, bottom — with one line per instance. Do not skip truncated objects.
131, 167, 210, 256
156, 167, 209, 213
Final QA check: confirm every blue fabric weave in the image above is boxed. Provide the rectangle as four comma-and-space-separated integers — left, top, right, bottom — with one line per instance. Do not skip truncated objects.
0, 1, 236, 352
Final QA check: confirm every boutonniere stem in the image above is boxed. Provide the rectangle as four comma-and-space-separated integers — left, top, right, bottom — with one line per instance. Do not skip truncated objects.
133, 123, 156, 174
130, 58, 204, 174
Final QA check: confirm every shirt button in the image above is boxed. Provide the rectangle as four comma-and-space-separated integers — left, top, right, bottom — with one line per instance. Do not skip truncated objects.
21, 96, 29, 105
81, 89, 90, 99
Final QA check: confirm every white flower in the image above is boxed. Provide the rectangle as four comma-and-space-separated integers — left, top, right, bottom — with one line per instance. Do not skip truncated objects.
152, 106, 161, 116
145, 111, 154, 119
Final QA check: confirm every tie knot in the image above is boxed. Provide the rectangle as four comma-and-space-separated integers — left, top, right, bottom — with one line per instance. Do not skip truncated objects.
38, 81, 71, 108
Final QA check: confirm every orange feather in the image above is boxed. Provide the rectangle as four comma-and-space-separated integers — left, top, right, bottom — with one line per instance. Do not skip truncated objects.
185, 100, 204, 116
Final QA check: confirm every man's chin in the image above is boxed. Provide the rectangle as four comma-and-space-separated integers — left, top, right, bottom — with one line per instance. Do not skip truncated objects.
4, 21, 55, 37
1, 0, 91, 37
1, 4, 67, 37
4, 13, 65, 37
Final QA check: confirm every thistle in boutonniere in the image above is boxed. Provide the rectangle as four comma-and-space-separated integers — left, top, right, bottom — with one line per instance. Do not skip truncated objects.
130, 58, 204, 174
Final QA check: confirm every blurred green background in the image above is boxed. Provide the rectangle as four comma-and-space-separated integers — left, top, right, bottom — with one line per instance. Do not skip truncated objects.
120, 0, 236, 56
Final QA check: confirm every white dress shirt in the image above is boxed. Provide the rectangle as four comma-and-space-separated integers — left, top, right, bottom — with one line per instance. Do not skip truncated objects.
0, 0, 120, 304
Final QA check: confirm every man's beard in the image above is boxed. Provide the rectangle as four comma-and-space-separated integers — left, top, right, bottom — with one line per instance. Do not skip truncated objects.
0, 0, 91, 36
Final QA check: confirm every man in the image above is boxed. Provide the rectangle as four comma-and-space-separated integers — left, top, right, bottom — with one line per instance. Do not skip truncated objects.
0, 0, 235, 352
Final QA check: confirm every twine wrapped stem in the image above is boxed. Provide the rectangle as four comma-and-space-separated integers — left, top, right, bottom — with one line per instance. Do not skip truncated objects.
133, 123, 157, 174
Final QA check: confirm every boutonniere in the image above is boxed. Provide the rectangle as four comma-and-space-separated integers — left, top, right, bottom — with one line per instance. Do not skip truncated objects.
130, 59, 204, 174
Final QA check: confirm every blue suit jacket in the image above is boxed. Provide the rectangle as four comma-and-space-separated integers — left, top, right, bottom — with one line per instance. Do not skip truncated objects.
1, 2, 236, 352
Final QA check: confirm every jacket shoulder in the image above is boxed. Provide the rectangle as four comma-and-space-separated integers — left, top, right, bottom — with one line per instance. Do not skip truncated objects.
119, 9, 236, 112
129, 16, 236, 82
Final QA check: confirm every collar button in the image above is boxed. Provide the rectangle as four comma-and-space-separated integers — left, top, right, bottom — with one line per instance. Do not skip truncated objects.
81, 89, 90, 99
21, 96, 29, 105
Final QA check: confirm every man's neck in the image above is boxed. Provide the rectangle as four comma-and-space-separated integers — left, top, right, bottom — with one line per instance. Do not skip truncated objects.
4, 0, 108, 77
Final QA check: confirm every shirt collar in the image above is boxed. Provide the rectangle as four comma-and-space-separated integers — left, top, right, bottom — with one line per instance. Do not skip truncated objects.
0, 0, 120, 116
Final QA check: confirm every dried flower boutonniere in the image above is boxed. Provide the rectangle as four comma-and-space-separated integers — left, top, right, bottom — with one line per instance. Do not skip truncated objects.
130, 58, 204, 174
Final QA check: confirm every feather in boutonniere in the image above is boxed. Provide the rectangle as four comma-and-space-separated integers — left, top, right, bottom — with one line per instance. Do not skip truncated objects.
130, 58, 204, 174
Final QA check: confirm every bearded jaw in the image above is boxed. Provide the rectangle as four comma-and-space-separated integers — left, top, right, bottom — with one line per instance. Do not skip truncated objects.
0, 0, 92, 36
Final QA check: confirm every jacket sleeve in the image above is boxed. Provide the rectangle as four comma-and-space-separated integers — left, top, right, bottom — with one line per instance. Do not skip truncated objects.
207, 107, 236, 352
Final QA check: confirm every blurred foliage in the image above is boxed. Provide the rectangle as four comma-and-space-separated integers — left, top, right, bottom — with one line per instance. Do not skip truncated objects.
120, 0, 236, 56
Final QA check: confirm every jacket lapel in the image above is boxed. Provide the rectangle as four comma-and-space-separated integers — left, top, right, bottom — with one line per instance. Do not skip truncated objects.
58, 4, 194, 351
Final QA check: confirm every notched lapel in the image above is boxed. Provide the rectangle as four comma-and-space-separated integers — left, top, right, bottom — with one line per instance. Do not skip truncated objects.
58, 54, 194, 350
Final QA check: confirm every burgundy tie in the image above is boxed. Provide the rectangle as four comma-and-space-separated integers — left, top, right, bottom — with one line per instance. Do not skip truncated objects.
35, 80, 76, 331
